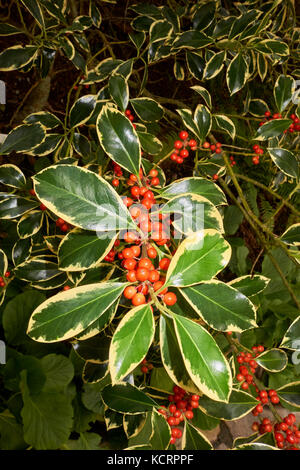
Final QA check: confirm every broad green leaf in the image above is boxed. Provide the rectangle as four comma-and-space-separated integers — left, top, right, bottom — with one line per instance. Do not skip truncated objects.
33, 165, 136, 232
138, 131, 163, 155
17, 210, 43, 238
164, 230, 231, 288
0, 196, 39, 219
20, 371, 73, 450
0, 411, 27, 450
268, 148, 298, 178
280, 224, 300, 246
159, 193, 224, 235
0, 123, 45, 155
123, 414, 147, 440
186, 51, 205, 80
150, 409, 171, 450
190, 85, 212, 108
59, 37, 75, 60
253, 40, 289, 56
83, 58, 123, 84
58, 229, 117, 271
228, 275, 270, 297
0, 45, 38, 71
41, 354, 74, 392
27, 282, 126, 342
228, 10, 261, 39
83, 362, 109, 384
12, 238, 32, 266
109, 304, 155, 383
127, 412, 153, 447
199, 389, 258, 420
255, 119, 292, 140
213, 114, 236, 140
160, 177, 227, 206
172, 313, 232, 402
89, 1, 102, 27
0, 164, 26, 188
277, 382, 300, 408
14, 259, 60, 282
182, 421, 213, 450
65, 432, 101, 450
150, 367, 174, 394
280, 316, 300, 350
176, 108, 199, 137
226, 53, 249, 95
172, 31, 213, 50
0, 248, 8, 276
249, 99, 269, 117
73, 133, 91, 157
181, 281, 257, 333
192, 407, 219, 430
76, 300, 119, 341
255, 349, 287, 372
0, 24, 23, 35
69, 95, 97, 128
97, 105, 141, 177
130, 98, 164, 122
109, 74, 129, 112
160, 316, 201, 395
27, 134, 62, 157
104, 407, 123, 430
194, 104, 211, 142
203, 51, 226, 80
21, 0, 45, 30
274, 75, 294, 112
149, 19, 172, 43
193, 2, 216, 32
101, 383, 157, 414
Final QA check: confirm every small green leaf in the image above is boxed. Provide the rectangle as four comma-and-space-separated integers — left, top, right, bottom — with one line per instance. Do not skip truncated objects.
130, 98, 164, 122
190, 85, 212, 108
160, 177, 226, 206
101, 383, 157, 414
255, 119, 292, 140
0, 45, 38, 71
226, 53, 249, 95
255, 349, 288, 372
268, 148, 298, 178
0, 164, 26, 188
194, 104, 212, 142
17, 210, 43, 238
109, 74, 129, 112
228, 275, 270, 297
69, 95, 97, 128
280, 224, 300, 246
199, 389, 258, 420
0, 123, 46, 155
203, 51, 226, 80
182, 421, 213, 450
274, 75, 295, 113
213, 114, 236, 140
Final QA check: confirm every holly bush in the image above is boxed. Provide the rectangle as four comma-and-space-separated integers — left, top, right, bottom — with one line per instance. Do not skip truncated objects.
0, 0, 300, 452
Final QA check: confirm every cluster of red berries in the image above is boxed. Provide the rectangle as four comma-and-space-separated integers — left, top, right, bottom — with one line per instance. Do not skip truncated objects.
203, 141, 222, 154
252, 414, 300, 450
140, 358, 154, 374
252, 144, 264, 165
158, 385, 200, 444
112, 167, 160, 189
236, 345, 264, 391
125, 109, 136, 129
229, 155, 236, 167
0, 271, 10, 288
252, 389, 280, 416
55, 217, 72, 233
170, 131, 197, 164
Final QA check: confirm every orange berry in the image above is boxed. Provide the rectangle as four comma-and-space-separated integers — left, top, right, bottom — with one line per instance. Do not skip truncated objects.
163, 292, 177, 306
147, 247, 157, 259
136, 268, 149, 282
123, 258, 137, 271
138, 258, 153, 269
148, 270, 160, 283
122, 247, 134, 259
159, 257, 171, 270
124, 286, 137, 299
132, 293, 146, 306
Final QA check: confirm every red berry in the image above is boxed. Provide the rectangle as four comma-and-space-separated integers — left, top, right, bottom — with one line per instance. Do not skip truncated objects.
112, 178, 119, 187
179, 130, 189, 140
131, 293, 146, 306
174, 140, 183, 149
163, 292, 177, 306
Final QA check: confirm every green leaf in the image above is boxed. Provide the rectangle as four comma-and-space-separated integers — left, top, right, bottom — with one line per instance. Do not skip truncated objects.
109, 304, 155, 383
277, 382, 300, 408
20, 371, 73, 450
274, 75, 295, 112
194, 104, 211, 143
172, 313, 232, 402
0, 123, 46, 155
249, 99, 269, 117
190, 85, 212, 108
164, 230, 231, 288
0, 196, 39, 219
192, 2, 216, 32
0, 45, 38, 71
89, 0, 102, 27
268, 148, 298, 178
27, 134, 62, 157
160, 177, 226, 206
182, 421, 213, 450
160, 315, 201, 395
199, 389, 258, 420
0, 24, 23, 35
228, 10, 261, 39
130, 97, 164, 122
83, 58, 123, 84
27, 282, 126, 342
255, 349, 288, 372
12, 238, 32, 266
253, 40, 289, 56
149, 19, 172, 43
0, 164, 26, 188
65, 432, 101, 450
69, 95, 97, 128
101, 383, 157, 414
186, 51, 205, 80
109, 74, 129, 112
172, 31, 213, 50
181, 280, 257, 333
73, 133, 91, 157
14, 258, 60, 282
41, 354, 74, 392
33, 165, 136, 232
137, 131, 163, 155
160, 193, 223, 235
228, 275, 270, 297
280, 224, 300, 246
213, 114, 236, 140
150, 409, 171, 450
226, 53, 249, 95
76, 300, 119, 341
280, 316, 300, 350
97, 105, 141, 177
17, 210, 43, 238
21, 0, 45, 30
203, 51, 226, 80
0, 411, 27, 450
255, 119, 292, 140
234, 443, 279, 450
127, 412, 153, 447
58, 229, 117, 271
